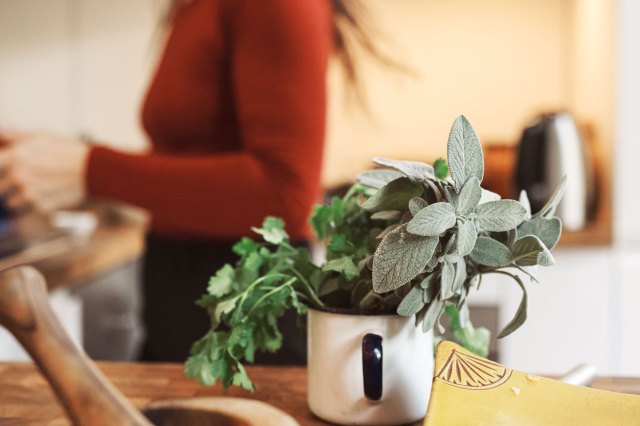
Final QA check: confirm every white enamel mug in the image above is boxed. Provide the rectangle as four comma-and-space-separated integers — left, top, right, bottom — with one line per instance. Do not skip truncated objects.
307, 308, 434, 425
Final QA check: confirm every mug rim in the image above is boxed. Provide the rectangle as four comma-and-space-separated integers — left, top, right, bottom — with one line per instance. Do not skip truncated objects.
308, 305, 399, 317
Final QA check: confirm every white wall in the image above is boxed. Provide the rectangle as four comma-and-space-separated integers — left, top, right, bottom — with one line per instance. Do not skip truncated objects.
0, 0, 158, 149
614, 0, 640, 376
0, 0, 159, 360
326, 0, 574, 187
470, 0, 640, 376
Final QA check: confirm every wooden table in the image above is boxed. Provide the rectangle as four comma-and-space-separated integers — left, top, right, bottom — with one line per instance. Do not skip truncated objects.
0, 205, 146, 290
1, 362, 639, 425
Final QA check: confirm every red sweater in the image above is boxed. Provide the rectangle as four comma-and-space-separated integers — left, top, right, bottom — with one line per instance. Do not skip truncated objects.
86, 0, 331, 240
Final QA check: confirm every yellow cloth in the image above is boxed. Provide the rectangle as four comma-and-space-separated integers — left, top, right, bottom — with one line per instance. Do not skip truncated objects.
425, 341, 640, 425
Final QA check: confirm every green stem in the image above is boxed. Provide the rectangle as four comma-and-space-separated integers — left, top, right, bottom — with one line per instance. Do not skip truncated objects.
426, 180, 443, 202
238, 273, 290, 310
343, 183, 362, 203
244, 279, 296, 318
290, 268, 325, 308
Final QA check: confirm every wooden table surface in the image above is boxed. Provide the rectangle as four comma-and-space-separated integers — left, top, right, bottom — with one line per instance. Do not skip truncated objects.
0, 205, 146, 290
1, 362, 640, 426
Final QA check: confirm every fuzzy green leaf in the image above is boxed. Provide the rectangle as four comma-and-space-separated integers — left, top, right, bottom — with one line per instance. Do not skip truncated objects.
357, 168, 405, 189
370, 210, 402, 221
407, 202, 456, 236
372, 157, 435, 181
422, 297, 444, 332
517, 216, 562, 250
470, 237, 513, 267
519, 190, 532, 219
372, 224, 439, 293
457, 177, 482, 214
512, 235, 555, 267
408, 197, 428, 216
441, 261, 456, 299
474, 200, 527, 232
362, 177, 424, 212
397, 284, 426, 316
456, 220, 477, 257
452, 260, 467, 294
497, 274, 528, 338
479, 189, 501, 205
447, 115, 484, 189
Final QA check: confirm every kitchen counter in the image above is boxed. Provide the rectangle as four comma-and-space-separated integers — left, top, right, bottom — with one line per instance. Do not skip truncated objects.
0, 362, 639, 425
0, 204, 146, 290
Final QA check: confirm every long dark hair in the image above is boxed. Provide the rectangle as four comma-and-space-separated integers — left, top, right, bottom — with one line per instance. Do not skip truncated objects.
167, 0, 395, 100
330, 0, 398, 96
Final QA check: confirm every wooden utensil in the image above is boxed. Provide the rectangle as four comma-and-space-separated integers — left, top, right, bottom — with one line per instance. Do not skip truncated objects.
0, 266, 298, 426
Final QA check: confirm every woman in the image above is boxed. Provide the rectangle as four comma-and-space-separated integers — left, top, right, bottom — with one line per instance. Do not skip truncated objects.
0, 0, 379, 362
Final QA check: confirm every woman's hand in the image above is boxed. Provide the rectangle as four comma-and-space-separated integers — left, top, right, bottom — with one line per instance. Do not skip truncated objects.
0, 130, 90, 214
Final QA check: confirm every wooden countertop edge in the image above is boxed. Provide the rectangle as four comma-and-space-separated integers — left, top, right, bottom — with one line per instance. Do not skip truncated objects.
0, 219, 147, 291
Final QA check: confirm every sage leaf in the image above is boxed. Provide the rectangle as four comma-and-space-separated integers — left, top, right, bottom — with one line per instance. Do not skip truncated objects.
444, 253, 460, 264
457, 177, 482, 215
512, 235, 555, 267
407, 202, 456, 236
469, 275, 480, 288
397, 284, 426, 316
457, 220, 477, 257
452, 260, 467, 294
372, 224, 439, 293
479, 188, 501, 205
318, 278, 340, 297
474, 200, 527, 232
470, 237, 513, 267
507, 228, 517, 247
447, 115, 484, 189
441, 261, 455, 299
362, 177, 424, 212
422, 297, 444, 332
517, 216, 562, 250
420, 273, 437, 291
426, 252, 439, 271
444, 186, 458, 206
409, 197, 428, 216
376, 224, 400, 240
497, 274, 528, 338
535, 175, 567, 218
370, 210, 403, 221
357, 168, 405, 189
436, 314, 445, 334
372, 156, 435, 181
519, 190, 532, 219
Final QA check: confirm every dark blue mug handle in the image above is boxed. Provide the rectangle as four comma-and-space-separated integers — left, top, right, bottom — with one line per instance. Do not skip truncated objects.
362, 333, 383, 401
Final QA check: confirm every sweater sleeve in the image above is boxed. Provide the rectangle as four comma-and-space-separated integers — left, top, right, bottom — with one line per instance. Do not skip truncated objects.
86, 0, 331, 239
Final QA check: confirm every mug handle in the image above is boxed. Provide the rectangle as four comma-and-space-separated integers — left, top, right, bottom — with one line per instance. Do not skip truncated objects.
362, 333, 383, 401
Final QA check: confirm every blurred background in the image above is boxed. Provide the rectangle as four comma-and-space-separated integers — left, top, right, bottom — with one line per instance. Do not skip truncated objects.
0, 0, 638, 376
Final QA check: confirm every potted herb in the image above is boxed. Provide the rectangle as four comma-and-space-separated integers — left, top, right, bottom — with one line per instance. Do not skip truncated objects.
186, 116, 564, 425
